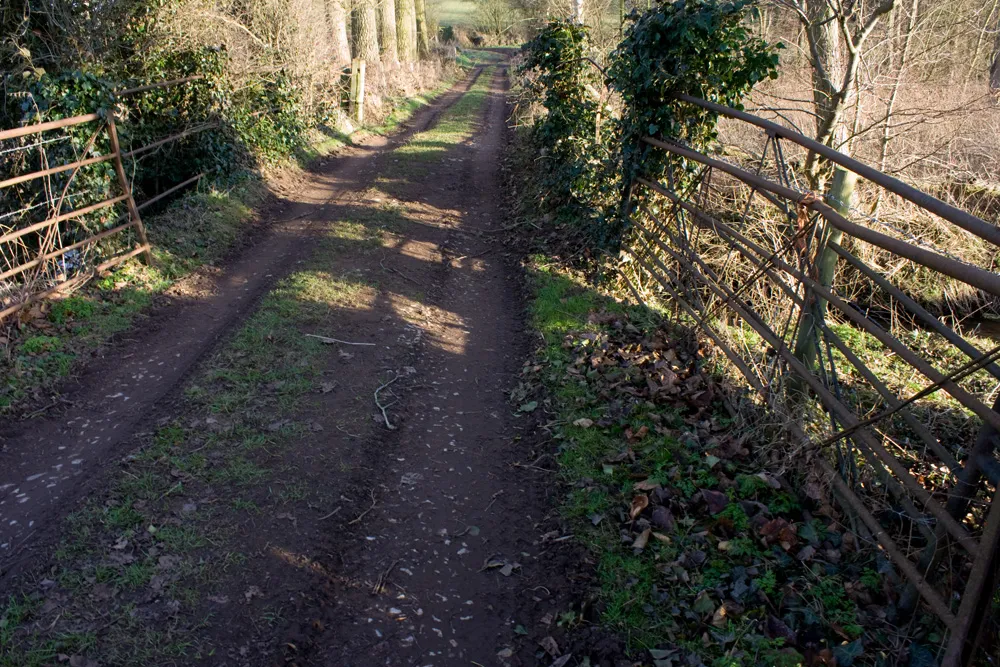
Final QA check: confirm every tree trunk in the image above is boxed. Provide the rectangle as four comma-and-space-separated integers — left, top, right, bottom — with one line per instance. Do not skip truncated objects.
353, 0, 380, 63
413, 0, 430, 56
991, 22, 1000, 94
396, 0, 417, 61
379, 0, 399, 61
804, 0, 847, 190
325, 0, 352, 63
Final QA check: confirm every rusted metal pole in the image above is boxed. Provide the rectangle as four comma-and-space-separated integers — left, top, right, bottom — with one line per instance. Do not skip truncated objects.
0, 153, 116, 190
121, 121, 219, 159
641, 137, 1000, 299
106, 115, 152, 264
0, 195, 128, 246
637, 182, 963, 473
672, 93, 1000, 249
0, 113, 99, 141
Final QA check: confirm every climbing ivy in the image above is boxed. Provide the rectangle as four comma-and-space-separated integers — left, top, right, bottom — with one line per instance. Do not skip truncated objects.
518, 21, 610, 228
519, 1, 780, 248
609, 0, 779, 210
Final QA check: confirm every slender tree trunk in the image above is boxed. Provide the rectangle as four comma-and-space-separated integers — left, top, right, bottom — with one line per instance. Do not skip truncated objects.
804, 0, 847, 190
413, 0, 430, 56
396, 0, 417, 61
875, 0, 919, 215
967, 0, 999, 85
325, 0, 352, 63
379, 0, 399, 61
353, 0, 380, 62
991, 19, 1000, 93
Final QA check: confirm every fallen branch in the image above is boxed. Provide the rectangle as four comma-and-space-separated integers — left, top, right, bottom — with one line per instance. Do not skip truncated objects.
380, 256, 425, 287
375, 373, 400, 430
318, 506, 342, 521
372, 558, 400, 594
349, 489, 378, 525
512, 462, 555, 473
485, 490, 504, 511
305, 333, 376, 346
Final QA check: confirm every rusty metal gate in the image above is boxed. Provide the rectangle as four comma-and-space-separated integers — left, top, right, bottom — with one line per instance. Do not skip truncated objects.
620, 94, 1000, 665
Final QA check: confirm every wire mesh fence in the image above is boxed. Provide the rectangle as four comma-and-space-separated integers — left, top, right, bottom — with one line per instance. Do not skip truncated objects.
619, 95, 1000, 666
0, 78, 214, 323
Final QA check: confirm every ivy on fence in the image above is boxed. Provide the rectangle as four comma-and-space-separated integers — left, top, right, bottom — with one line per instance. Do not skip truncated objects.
518, 0, 780, 248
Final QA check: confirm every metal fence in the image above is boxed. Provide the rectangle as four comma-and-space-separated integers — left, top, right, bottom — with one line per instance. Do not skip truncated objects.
620, 94, 1000, 666
0, 77, 210, 323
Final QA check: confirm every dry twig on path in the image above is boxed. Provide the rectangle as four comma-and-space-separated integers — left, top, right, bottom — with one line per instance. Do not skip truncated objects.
375, 373, 400, 429
305, 333, 376, 346
372, 559, 400, 594
348, 489, 378, 525
380, 255, 425, 287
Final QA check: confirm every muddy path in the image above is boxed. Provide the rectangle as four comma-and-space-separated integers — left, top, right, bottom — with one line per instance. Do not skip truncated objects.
0, 67, 487, 571
0, 64, 588, 667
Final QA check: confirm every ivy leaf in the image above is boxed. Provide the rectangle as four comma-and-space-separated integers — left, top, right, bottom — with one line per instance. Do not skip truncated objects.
832, 639, 864, 667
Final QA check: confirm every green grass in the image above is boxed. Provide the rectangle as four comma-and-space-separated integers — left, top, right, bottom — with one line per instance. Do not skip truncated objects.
456, 48, 508, 68
0, 63, 497, 666
433, 0, 477, 26
520, 256, 890, 664
0, 76, 463, 417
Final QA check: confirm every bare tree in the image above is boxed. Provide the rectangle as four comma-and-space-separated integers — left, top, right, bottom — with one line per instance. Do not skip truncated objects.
353, 0, 381, 62
379, 0, 399, 61
777, 0, 899, 187
991, 18, 1000, 93
396, 0, 418, 60
474, 0, 521, 41
414, 0, 430, 56
325, 0, 353, 63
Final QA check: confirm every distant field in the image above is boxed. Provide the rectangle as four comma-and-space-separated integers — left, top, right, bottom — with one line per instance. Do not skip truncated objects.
432, 0, 477, 26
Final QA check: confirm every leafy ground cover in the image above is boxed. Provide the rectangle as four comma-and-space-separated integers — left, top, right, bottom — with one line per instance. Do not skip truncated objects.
515, 256, 948, 667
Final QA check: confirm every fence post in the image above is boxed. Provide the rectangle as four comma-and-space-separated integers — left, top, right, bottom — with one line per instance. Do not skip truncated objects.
350, 59, 366, 126
106, 114, 152, 264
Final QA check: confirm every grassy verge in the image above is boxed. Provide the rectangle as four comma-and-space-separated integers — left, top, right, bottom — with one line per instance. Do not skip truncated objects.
517, 257, 946, 665
0, 77, 462, 416
0, 66, 496, 667
456, 48, 510, 68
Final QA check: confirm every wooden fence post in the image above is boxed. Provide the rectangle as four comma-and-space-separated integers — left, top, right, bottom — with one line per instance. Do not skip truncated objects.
350, 59, 366, 126
106, 114, 152, 264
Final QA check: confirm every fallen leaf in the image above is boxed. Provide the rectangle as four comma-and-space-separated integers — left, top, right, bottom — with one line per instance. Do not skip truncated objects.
244, 585, 263, 603
519, 401, 538, 413
539, 636, 560, 658
702, 489, 728, 515
651, 506, 675, 531
693, 590, 715, 615
633, 478, 661, 491
551, 655, 573, 667
711, 605, 728, 628
632, 528, 651, 550
630, 494, 649, 520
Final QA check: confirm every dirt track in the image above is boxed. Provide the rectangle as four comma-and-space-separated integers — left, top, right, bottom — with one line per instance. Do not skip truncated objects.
0, 65, 586, 666
0, 68, 486, 568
